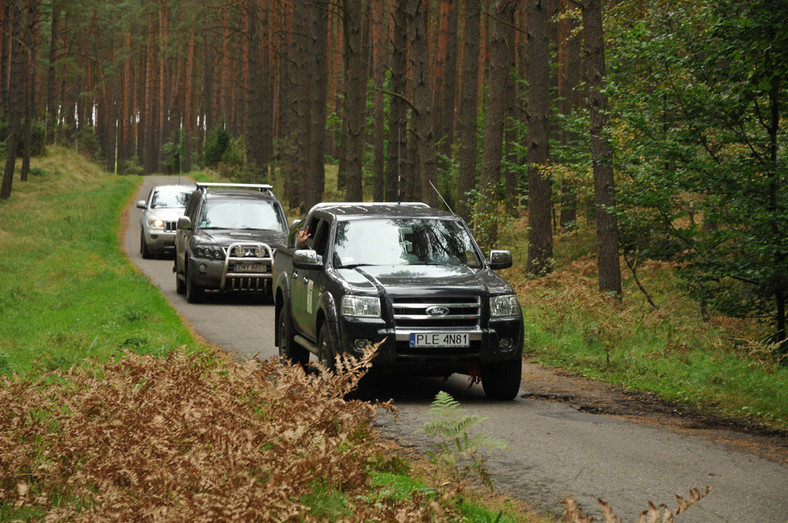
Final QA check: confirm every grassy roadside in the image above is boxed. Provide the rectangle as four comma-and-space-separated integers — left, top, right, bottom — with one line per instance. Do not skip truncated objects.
499, 218, 787, 431
0, 147, 548, 521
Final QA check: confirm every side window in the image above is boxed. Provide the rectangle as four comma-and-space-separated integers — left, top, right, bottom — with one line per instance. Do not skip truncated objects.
312, 220, 329, 257
303, 217, 321, 250
184, 192, 200, 220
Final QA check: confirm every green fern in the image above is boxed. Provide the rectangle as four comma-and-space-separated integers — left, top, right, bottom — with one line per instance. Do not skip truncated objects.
418, 391, 508, 491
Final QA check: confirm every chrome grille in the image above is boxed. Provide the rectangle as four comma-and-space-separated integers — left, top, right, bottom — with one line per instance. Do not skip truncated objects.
164, 221, 177, 232
392, 296, 480, 328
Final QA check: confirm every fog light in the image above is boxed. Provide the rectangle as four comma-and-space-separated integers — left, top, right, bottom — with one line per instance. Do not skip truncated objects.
354, 338, 370, 350
199, 263, 207, 273
499, 338, 513, 351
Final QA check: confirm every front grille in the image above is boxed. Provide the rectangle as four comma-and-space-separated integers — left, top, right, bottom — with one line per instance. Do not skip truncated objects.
164, 221, 177, 232
392, 296, 481, 328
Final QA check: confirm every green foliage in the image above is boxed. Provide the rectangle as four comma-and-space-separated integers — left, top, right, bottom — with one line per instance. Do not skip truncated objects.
418, 391, 508, 491
203, 124, 231, 168
119, 156, 144, 176
605, 0, 787, 350
161, 129, 184, 173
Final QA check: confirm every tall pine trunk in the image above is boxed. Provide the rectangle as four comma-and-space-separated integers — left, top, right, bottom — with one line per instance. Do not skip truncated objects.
526, 0, 553, 275
582, 0, 621, 295
342, 0, 365, 201
409, 0, 438, 208
456, 0, 481, 222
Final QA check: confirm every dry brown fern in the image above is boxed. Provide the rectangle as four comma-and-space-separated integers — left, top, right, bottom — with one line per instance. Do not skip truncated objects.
561, 486, 711, 523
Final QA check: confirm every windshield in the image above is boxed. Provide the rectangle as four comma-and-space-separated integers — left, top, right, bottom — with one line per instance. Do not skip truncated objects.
333, 218, 482, 268
199, 200, 286, 231
151, 189, 190, 209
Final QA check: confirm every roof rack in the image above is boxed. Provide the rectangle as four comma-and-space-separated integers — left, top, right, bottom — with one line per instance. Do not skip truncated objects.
310, 201, 430, 210
196, 182, 274, 195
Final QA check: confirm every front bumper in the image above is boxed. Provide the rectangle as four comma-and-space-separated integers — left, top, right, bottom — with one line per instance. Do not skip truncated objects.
143, 229, 177, 254
188, 242, 275, 293
334, 315, 523, 376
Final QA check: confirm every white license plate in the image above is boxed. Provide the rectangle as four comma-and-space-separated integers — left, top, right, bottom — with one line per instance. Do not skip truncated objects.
234, 263, 268, 273
409, 332, 469, 348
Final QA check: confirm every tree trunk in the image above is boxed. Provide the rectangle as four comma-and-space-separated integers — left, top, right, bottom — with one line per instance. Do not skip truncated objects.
558, 0, 581, 229
246, 0, 269, 181
409, 0, 439, 208
371, 0, 387, 202
385, 0, 408, 203
343, 0, 365, 201
305, 0, 329, 210
456, 0, 481, 222
1, 2, 23, 199
45, 0, 59, 145
582, 0, 621, 295
478, 0, 517, 250
526, 0, 553, 275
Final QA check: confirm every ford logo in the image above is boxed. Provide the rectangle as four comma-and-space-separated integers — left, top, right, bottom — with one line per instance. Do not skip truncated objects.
426, 306, 450, 316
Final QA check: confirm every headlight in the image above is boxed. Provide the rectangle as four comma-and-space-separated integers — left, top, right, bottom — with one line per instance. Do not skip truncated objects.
490, 294, 520, 317
341, 295, 381, 318
147, 218, 166, 229
194, 245, 224, 259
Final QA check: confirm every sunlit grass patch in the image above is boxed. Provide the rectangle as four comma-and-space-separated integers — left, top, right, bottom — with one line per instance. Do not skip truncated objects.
0, 147, 198, 376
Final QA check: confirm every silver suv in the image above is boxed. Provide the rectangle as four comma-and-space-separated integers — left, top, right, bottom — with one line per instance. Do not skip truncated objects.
174, 183, 288, 303
137, 184, 195, 258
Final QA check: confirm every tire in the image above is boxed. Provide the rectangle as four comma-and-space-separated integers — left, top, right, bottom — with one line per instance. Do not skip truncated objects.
140, 233, 152, 259
317, 323, 336, 373
278, 306, 308, 367
175, 270, 186, 294
185, 265, 204, 303
480, 361, 522, 400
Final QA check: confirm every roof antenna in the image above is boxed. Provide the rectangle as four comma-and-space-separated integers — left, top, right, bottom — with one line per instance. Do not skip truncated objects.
429, 180, 455, 215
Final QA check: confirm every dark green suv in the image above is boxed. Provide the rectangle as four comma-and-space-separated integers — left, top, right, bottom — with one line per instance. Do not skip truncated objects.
174, 183, 288, 303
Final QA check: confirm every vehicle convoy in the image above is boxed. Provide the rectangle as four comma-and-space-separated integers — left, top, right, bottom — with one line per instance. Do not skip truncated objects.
174, 183, 288, 303
273, 202, 524, 399
137, 184, 195, 258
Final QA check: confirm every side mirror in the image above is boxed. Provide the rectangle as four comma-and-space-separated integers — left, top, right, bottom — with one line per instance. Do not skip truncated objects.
136, 200, 147, 209
293, 249, 324, 270
488, 250, 512, 270
177, 216, 193, 231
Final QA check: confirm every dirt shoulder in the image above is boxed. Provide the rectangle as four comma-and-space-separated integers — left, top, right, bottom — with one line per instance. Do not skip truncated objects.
521, 361, 788, 465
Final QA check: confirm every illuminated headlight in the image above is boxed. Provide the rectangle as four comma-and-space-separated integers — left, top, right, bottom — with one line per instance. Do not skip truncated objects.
147, 218, 165, 229
341, 295, 381, 318
490, 294, 520, 317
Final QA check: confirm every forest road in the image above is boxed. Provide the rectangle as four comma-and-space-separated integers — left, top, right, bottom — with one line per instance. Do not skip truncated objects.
124, 176, 788, 523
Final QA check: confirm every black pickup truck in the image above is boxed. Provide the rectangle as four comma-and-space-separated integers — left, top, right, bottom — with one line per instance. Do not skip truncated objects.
272, 202, 524, 399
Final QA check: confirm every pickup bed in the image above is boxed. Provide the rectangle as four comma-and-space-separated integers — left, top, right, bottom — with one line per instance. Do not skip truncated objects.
272, 202, 524, 399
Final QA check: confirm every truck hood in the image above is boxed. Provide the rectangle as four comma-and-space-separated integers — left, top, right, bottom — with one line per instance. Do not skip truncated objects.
336, 264, 513, 295
197, 229, 287, 247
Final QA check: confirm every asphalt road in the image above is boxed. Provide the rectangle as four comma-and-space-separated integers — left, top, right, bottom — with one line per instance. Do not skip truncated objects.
124, 176, 787, 522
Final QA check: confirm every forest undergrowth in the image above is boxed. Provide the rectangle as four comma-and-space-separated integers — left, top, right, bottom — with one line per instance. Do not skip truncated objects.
499, 214, 787, 431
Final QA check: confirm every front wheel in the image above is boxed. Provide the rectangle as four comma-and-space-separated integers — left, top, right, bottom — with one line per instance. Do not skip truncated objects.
141, 233, 152, 259
317, 323, 336, 374
185, 265, 204, 303
480, 361, 522, 400
278, 306, 309, 367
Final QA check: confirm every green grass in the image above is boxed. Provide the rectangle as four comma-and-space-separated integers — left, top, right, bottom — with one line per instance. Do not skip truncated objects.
0, 147, 198, 376
500, 221, 787, 430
